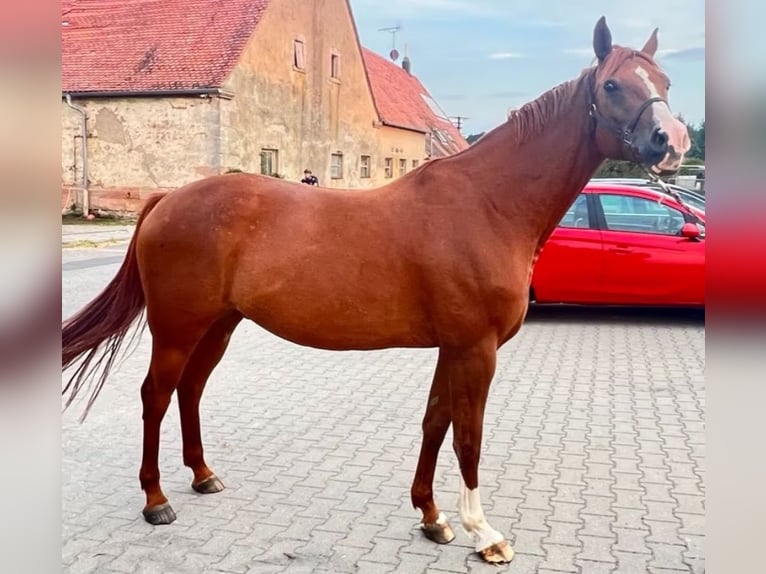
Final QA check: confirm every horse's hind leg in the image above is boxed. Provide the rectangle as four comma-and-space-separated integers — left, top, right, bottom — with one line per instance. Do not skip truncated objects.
177, 311, 242, 494
139, 334, 202, 525
411, 350, 456, 544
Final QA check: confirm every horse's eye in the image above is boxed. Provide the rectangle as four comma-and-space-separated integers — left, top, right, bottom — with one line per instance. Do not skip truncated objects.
604, 80, 618, 93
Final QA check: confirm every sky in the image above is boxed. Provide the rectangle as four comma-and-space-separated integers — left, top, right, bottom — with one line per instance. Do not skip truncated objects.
348, 0, 705, 136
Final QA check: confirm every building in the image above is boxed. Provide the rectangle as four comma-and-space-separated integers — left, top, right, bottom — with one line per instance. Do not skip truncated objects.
61, 0, 467, 213
363, 47, 468, 173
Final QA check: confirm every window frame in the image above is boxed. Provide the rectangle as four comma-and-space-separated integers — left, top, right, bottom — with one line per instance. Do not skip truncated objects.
260, 148, 278, 176
360, 155, 371, 179
384, 157, 393, 179
595, 192, 690, 236
330, 152, 344, 179
330, 50, 341, 82
557, 193, 593, 229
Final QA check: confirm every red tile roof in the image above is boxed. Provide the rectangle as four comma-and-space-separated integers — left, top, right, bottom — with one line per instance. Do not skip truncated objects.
362, 48, 468, 157
61, 0, 271, 93
62, 1, 468, 158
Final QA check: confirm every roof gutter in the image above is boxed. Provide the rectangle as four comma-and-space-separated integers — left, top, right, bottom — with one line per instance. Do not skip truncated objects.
63, 88, 235, 100
64, 94, 89, 216
379, 120, 428, 135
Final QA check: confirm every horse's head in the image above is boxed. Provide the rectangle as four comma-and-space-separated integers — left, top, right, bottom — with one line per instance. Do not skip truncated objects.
588, 16, 690, 173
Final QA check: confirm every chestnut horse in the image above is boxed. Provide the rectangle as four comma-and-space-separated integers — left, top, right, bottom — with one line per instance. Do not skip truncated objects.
62, 18, 690, 564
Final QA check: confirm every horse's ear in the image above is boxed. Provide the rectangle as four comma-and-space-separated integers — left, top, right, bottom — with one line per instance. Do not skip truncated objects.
642, 28, 659, 57
593, 16, 612, 62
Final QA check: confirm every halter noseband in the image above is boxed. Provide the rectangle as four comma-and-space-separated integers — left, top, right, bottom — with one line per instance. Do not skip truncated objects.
586, 68, 665, 147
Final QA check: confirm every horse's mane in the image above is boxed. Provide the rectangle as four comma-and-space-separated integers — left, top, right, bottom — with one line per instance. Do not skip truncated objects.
504, 76, 585, 144
502, 47, 653, 146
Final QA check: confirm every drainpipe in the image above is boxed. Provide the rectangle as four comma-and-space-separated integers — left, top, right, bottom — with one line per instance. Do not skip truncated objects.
64, 94, 89, 216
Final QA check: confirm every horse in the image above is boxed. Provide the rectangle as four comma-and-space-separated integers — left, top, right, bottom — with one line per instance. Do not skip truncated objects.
62, 17, 690, 564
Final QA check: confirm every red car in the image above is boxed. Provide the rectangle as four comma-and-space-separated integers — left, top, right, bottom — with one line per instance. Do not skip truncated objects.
531, 182, 705, 307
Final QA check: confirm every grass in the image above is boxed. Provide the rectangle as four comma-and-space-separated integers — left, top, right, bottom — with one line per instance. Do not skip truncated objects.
62, 238, 128, 249
62, 213, 137, 226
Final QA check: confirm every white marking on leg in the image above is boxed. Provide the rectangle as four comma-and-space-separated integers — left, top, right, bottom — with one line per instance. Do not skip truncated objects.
458, 479, 504, 551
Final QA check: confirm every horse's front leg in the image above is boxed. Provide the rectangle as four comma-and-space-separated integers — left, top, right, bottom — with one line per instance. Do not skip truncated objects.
449, 337, 515, 564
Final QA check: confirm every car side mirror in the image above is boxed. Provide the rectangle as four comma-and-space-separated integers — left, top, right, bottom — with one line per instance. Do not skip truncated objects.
680, 222, 701, 240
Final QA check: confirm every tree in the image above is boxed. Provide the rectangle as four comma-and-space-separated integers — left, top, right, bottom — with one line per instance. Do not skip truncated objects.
689, 119, 705, 160
677, 116, 705, 161
594, 159, 649, 178
466, 132, 485, 145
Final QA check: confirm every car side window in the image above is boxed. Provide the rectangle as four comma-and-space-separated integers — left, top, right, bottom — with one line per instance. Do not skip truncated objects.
558, 194, 591, 228
597, 194, 686, 235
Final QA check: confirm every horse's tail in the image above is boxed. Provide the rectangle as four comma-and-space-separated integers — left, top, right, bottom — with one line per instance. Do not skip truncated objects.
62, 193, 166, 420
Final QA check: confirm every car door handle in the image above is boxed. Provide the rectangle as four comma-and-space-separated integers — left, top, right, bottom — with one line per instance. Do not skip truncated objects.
609, 247, 632, 253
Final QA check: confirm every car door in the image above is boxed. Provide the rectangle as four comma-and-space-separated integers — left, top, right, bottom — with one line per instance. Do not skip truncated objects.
594, 192, 705, 305
532, 193, 606, 303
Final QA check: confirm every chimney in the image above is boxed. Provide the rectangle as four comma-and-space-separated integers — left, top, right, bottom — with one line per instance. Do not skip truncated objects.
402, 43, 411, 74
402, 55, 411, 74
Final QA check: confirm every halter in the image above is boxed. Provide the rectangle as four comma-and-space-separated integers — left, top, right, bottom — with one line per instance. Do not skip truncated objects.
585, 68, 666, 147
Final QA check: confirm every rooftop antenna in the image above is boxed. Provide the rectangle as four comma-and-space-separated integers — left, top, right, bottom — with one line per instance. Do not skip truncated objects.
378, 23, 402, 61
450, 115, 471, 133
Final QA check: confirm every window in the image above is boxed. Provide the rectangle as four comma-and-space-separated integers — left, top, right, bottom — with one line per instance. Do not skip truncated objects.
433, 129, 449, 145
360, 155, 371, 178
412, 159, 419, 169
598, 193, 686, 235
399, 158, 407, 177
330, 52, 340, 80
384, 157, 393, 178
331, 153, 343, 179
293, 39, 305, 71
559, 194, 590, 228
260, 148, 278, 176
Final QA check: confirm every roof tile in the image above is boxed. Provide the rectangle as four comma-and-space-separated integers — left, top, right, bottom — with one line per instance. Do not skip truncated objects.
62, 0, 271, 93
362, 48, 468, 157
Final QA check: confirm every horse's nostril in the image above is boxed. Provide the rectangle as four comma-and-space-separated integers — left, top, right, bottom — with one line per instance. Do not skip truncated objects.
650, 128, 669, 151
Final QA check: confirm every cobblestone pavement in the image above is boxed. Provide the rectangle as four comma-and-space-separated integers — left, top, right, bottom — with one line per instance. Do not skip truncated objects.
62, 247, 705, 574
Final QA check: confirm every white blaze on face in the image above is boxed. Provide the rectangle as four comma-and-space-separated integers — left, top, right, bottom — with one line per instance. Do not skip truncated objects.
635, 65, 691, 170
458, 480, 505, 551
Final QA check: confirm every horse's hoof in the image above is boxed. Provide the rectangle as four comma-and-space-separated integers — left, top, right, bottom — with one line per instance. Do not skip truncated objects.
192, 474, 225, 494
478, 540, 515, 564
142, 503, 177, 525
420, 514, 456, 544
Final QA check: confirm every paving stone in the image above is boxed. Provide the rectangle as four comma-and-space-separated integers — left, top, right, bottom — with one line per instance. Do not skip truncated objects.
544, 520, 581, 548
613, 549, 653, 573
575, 559, 617, 573
647, 542, 688, 570
578, 535, 618, 563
